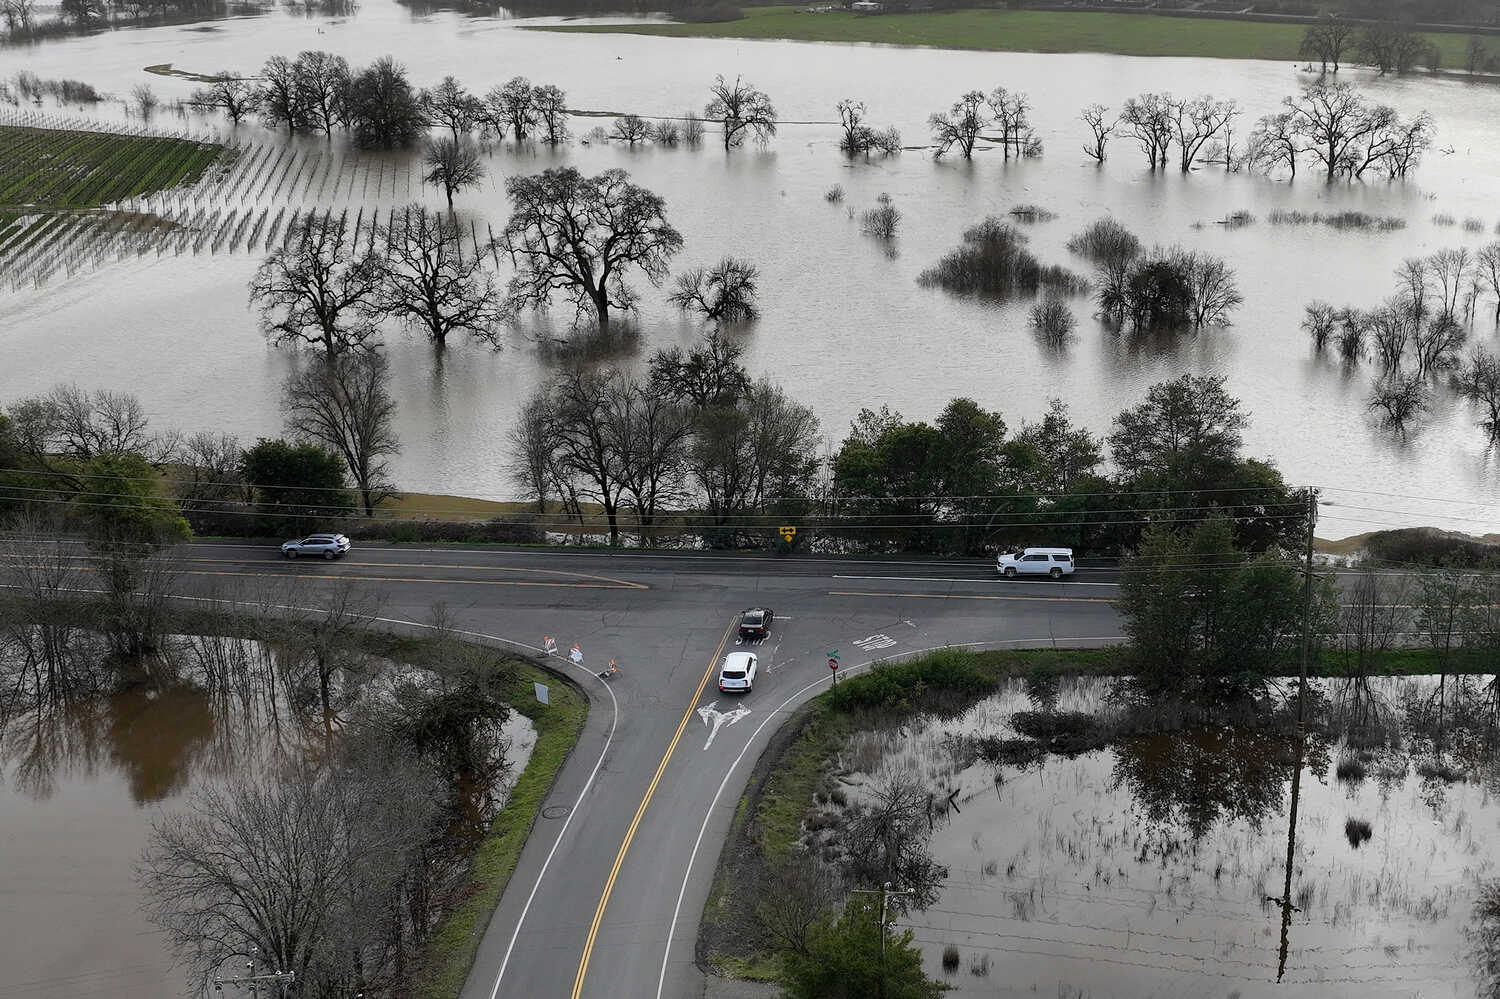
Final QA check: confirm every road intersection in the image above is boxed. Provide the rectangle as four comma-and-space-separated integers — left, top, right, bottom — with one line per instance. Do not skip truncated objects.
169, 542, 1125, 998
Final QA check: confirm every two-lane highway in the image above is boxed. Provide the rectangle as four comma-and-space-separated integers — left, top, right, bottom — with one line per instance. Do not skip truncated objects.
156, 542, 1125, 998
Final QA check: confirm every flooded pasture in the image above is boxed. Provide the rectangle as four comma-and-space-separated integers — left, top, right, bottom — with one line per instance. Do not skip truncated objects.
828, 676, 1500, 997
3, 3, 1500, 534
0, 633, 535, 999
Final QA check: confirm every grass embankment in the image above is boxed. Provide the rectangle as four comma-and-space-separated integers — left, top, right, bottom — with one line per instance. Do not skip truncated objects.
0, 124, 221, 247
413, 655, 588, 999
700, 643, 1482, 978
535, 6, 1484, 63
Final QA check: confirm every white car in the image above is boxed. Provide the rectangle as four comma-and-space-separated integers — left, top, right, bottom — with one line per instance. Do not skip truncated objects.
997, 547, 1074, 579
280, 533, 351, 560
718, 651, 758, 694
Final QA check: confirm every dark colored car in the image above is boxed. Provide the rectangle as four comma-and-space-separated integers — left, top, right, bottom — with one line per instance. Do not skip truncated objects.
738, 607, 774, 639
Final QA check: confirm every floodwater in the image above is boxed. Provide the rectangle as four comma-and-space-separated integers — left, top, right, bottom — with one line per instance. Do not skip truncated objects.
0, 637, 536, 999
3, 4, 1500, 536
836, 676, 1498, 997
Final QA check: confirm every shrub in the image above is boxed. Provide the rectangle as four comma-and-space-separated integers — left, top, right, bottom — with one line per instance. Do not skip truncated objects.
1009, 203, 1056, 223
1066, 217, 1141, 265
1344, 818, 1373, 847
827, 649, 996, 717
860, 192, 900, 239
824, 183, 845, 204
942, 944, 960, 972
919, 217, 1084, 298
1030, 296, 1076, 345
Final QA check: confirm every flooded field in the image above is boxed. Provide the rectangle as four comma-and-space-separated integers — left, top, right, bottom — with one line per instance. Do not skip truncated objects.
3, 2, 1500, 534
0, 634, 535, 999
828, 676, 1499, 998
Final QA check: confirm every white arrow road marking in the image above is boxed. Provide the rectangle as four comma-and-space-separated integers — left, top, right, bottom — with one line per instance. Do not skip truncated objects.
696, 701, 751, 750
854, 633, 897, 651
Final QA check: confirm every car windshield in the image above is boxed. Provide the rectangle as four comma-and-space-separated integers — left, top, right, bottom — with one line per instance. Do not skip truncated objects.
723, 669, 746, 679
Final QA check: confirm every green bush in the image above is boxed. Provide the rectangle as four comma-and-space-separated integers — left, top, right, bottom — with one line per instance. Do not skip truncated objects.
828, 648, 996, 715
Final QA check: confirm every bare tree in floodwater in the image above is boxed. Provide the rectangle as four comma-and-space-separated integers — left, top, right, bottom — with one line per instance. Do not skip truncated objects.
376, 207, 506, 348
419, 75, 480, 141
293, 50, 351, 136
1080, 103, 1115, 163
1119, 92, 1174, 169
669, 257, 761, 326
500, 167, 682, 331
1169, 95, 1239, 173
929, 90, 986, 159
420, 136, 485, 210
704, 74, 777, 151
249, 215, 384, 360
1367, 373, 1427, 433
282, 350, 400, 517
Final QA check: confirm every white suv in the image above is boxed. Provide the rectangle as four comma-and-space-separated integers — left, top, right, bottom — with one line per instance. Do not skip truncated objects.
718, 652, 758, 694
997, 547, 1074, 579
280, 533, 351, 560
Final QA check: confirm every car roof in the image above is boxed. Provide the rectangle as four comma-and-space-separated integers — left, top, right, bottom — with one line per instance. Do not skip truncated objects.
741, 608, 767, 618
723, 651, 756, 668
1022, 547, 1072, 555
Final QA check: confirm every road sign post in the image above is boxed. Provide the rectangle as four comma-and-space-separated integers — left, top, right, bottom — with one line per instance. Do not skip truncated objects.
828, 650, 839, 685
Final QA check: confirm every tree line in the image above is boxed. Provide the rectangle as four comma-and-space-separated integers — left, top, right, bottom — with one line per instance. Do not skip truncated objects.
1299, 11, 1498, 76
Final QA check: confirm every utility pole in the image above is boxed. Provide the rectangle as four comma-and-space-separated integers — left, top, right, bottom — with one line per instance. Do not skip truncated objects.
1296, 486, 1320, 726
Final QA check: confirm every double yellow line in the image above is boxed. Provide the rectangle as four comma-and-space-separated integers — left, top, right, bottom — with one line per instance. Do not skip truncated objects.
569, 619, 736, 999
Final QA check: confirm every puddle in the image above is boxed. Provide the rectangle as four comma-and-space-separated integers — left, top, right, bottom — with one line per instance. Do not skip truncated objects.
825, 676, 1497, 998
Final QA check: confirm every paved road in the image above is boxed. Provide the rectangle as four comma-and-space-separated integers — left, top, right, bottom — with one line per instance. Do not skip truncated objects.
169, 542, 1126, 998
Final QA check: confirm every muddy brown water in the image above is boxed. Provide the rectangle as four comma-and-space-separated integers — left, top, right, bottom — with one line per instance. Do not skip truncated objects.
3, 4, 1500, 536
836, 677, 1497, 997
0, 639, 535, 999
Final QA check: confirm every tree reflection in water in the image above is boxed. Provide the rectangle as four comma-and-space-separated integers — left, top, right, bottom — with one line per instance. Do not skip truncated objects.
1109, 725, 1330, 842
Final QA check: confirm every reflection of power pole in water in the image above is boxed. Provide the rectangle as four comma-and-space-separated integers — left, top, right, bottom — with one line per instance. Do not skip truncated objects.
1274, 489, 1319, 982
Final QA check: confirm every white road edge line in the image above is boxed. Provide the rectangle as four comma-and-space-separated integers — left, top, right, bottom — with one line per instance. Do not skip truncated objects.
652, 635, 1125, 999
488, 654, 619, 999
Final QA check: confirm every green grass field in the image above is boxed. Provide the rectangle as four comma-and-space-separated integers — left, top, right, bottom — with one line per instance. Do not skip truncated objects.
0, 124, 221, 212
534, 6, 1484, 64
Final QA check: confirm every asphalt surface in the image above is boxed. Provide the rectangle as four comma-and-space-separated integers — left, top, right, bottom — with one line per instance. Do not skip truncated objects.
167, 541, 1126, 998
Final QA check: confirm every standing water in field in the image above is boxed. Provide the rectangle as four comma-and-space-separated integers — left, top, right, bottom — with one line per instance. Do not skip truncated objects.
819, 676, 1500, 997
3, 0, 1500, 532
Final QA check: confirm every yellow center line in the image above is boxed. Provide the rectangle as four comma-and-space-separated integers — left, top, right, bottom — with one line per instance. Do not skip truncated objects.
828, 589, 1116, 603
569, 619, 736, 999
